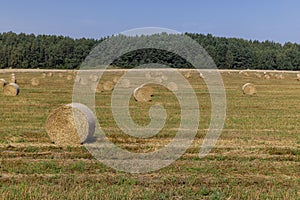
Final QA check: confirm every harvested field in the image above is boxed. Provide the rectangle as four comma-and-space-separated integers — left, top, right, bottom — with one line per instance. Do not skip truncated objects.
0, 69, 300, 199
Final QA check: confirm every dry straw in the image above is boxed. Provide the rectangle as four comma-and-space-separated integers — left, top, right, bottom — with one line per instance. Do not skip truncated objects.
31, 78, 40, 86
0, 79, 7, 90
133, 84, 154, 102
45, 103, 96, 146
242, 83, 256, 96
103, 81, 114, 91
3, 83, 20, 96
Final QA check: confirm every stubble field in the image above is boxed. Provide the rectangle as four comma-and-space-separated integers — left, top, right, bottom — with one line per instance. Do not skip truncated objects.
0, 69, 300, 199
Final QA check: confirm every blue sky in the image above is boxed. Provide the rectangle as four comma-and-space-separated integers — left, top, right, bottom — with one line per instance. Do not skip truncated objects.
0, 0, 299, 43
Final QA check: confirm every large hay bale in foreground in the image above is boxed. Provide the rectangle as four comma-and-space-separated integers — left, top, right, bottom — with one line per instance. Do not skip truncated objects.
46, 103, 96, 145
133, 84, 154, 102
3, 83, 20, 96
31, 78, 40, 86
242, 83, 256, 96
103, 81, 114, 91
0, 79, 7, 90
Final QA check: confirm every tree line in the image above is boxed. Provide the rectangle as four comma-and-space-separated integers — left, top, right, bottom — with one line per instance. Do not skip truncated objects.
1, 31, 300, 70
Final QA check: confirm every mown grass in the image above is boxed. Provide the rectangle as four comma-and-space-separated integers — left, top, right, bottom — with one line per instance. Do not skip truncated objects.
0, 70, 300, 199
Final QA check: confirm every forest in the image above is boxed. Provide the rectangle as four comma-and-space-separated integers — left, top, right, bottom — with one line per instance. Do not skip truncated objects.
1, 31, 300, 70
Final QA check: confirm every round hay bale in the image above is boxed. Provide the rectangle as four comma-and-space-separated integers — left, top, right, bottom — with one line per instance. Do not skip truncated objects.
58, 73, 64, 78
145, 72, 151, 79
47, 72, 53, 77
66, 75, 73, 81
31, 78, 40, 86
3, 83, 20, 96
42, 72, 47, 78
161, 75, 168, 81
89, 74, 99, 82
10, 73, 16, 83
167, 82, 178, 91
264, 74, 270, 80
96, 83, 103, 93
45, 103, 96, 145
80, 77, 88, 85
113, 76, 121, 83
184, 71, 192, 79
0, 79, 7, 90
103, 81, 114, 91
133, 84, 153, 102
255, 73, 262, 78
274, 74, 284, 80
118, 79, 130, 88
297, 74, 300, 81
242, 83, 256, 96
75, 76, 81, 83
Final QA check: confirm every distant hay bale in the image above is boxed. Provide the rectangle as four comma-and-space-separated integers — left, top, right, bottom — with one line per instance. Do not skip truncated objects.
66, 75, 73, 81
113, 76, 121, 83
79, 77, 88, 85
297, 74, 300, 81
118, 79, 130, 88
199, 73, 204, 79
145, 72, 151, 79
184, 71, 192, 79
42, 72, 47, 78
242, 83, 256, 96
154, 77, 163, 83
47, 72, 53, 77
89, 74, 99, 82
167, 82, 178, 91
103, 81, 114, 91
264, 74, 271, 80
96, 83, 103, 93
3, 83, 20, 96
255, 73, 262, 78
45, 103, 96, 145
10, 73, 16, 83
275, 74, 284, 80
75, 76, 81, 83
0, 79, 7, 90
31, 78, 40, 86
133, 84, 153, 102
58, 73, 64, 78
161, 75, 168, 81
